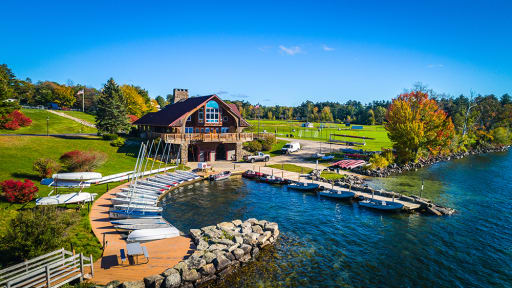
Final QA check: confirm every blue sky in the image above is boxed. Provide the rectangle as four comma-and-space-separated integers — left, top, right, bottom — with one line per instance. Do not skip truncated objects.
1, 0, 511, 105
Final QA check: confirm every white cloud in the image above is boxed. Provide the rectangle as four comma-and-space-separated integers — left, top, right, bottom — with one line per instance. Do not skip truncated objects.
427, 64, 444, 68
322, 44, 335, 51
279, 45, 302, 55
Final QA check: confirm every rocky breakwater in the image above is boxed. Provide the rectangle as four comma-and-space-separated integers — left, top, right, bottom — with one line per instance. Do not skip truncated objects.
127, 219, 279, 288
356, 146, 510, 178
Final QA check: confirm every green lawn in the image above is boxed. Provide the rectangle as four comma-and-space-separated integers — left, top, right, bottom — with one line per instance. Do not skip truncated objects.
0, 109, 97, 134
59, 110, 97, 125
268, 163, 313, 174
247, 120, 392, 152
320, 170, 345, 180
0, 135, 144, 260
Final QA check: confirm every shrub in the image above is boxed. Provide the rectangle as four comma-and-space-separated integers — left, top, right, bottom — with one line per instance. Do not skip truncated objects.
60, 150, 107, 172
245, 140, 262, 152
110, 137, 125, 147
0, 179, 39, 203
0, 207, 78, 264
368, 154, 390, 170
102, 133, 118, 140
0, 110, 32, 130
33, 158, 61, 179
491, 127, 510, 145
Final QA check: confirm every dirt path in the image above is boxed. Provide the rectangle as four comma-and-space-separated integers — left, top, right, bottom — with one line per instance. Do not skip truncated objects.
48, 110, 96, 128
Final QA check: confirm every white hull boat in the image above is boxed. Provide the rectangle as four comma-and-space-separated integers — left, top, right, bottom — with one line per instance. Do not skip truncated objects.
127, 227, 180, 242
115, 223, 171, 232
36, 192, 97, 205
176, 171, 200, 179
113, 204, 162, 212
111, 218, 167, 225
136, 181, 171, 189
126, 185, 164, 192
120, 188, 162, 197
116, 192, 159, 200
148, 177, 178, 186
109, 209, 162, 219
52, 172, 102, 181
318, 189, 355, 200
111, 197, 157, 206
40, 178, 91, 188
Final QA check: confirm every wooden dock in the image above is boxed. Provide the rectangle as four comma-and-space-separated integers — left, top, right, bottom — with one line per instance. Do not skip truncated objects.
250, 166, 422, 210
88, 181, 194, 285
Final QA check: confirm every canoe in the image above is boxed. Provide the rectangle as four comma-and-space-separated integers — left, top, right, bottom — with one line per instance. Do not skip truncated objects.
242, 170, 263, 179
113, 204, 162, 212
127, 227, 180, 242
287, 182, 320, 191
111, 218, 167, 225
209, 171, 231, 181
359, 199, 404, 212
52, 172, 102, 181
109, 209, 162, 219
318, 189, 355, 200
115, 223, 171, 232
36, 192, 97, 205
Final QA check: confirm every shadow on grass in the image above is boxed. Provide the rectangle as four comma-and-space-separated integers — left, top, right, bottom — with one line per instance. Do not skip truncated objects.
11, 172, 40, 181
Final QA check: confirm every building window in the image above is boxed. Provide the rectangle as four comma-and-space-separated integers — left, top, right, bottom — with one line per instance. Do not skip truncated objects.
223, 115, 228, 122
205, 101, 219, 123
198, 109, 204, 122
187, 115, 191, 122
195, 128, 200, 133
201, 128, 204, 133
205, 128, 210, 133
221, 127, 229, 133
185, 127, 193, 133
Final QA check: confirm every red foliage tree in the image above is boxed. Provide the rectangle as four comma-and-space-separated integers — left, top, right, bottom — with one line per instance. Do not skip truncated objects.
1, 179, 39, 203
60, 150, 107, 172
0, 110, 32, 130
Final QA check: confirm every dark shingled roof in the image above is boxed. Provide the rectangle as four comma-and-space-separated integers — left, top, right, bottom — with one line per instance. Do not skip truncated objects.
134, 95, 250, 127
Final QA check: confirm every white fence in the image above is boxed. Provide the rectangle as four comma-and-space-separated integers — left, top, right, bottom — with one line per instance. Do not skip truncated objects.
0, 248, 93, 288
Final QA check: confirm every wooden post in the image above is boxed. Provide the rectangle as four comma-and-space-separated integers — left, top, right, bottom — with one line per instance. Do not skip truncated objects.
45, 265, 51, 288
102, 233, 106, 249
89, 254, 94, 277
271, 169, 274, 176
282, 171, 284, 178
106, 183, 109, 192
79, 253, 84, 282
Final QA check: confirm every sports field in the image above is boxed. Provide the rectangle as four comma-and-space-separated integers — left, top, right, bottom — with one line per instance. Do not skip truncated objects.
246, 120, 392, 151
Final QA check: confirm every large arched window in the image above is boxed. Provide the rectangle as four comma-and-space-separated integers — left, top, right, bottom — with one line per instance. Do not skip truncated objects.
205, 101, 220, 123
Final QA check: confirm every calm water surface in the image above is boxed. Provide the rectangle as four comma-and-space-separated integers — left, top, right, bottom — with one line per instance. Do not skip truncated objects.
162, 151, 512, 287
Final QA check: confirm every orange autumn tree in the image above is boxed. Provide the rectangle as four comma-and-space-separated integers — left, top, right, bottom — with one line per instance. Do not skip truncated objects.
385, 91, 455, 163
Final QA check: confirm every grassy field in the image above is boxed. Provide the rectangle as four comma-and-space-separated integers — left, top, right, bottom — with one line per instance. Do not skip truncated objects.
0, 109, 97, 134
59, 110, 97, 124
0, 135, 144, 260
268, 163, 343, 180
246, 120, 392, 151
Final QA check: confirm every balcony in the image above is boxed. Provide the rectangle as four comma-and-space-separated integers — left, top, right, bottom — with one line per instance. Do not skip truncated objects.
161, 132, 253, 144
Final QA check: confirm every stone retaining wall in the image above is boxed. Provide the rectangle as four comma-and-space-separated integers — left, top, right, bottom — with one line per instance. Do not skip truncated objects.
105, 218, 279, 288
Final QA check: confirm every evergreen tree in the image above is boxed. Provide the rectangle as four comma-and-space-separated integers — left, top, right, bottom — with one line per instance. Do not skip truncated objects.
95, 78, 131, 134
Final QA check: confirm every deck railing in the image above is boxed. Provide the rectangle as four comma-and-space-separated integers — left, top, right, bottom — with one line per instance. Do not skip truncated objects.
0, 248, 93, 288
162, 132, 253, 143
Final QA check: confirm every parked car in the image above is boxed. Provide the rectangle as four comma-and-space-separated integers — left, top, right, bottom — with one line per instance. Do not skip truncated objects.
281, 142, 301, 154
244, 152, 270, 163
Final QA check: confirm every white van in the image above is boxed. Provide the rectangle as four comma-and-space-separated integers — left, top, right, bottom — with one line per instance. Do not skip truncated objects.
281, 142, 301, 154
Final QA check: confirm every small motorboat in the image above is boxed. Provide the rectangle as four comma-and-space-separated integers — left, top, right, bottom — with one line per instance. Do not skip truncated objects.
359, 199, 404, 212
259, 175, 290, 185
126, 227, 181, 242
36, 192, 97, 205
287, 182, 320, 191
111, 218, 167, 225
318, 189, 355, 200
242, 170, 263, 179
115, 223, 171, 233
109, 209, 162, 219
209, 171, 231, 181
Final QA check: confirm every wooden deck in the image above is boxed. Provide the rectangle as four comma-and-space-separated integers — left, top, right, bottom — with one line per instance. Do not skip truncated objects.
88, 181, 194, 285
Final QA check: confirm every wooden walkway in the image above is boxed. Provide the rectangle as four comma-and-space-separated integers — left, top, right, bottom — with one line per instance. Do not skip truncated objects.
88, 181, 194, 285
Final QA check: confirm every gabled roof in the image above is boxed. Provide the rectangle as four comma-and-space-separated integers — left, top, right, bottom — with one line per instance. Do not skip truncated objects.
133, 94, 250, 127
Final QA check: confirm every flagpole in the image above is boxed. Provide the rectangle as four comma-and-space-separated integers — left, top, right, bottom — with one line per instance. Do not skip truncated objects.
82, 88, 85, 112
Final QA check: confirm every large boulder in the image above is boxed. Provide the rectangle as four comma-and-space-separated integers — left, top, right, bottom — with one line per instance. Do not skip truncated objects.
232, 219, 242, 226
120, 281, 144, 288
163, 269, 181, 288
233, 248, 245, 260
240, 244, 252, 255
251, 225, 263, 234
213, 254, 231, 271
203, 252, 216, 264
189, 229, 202, 244
181, 268, 201, 282
217, 221, 235, 231
199, 263, 216, 275
143, 275, 164, 288
196, 240, 209, 250
208, 244, 227, 251
105, 281, 121, 288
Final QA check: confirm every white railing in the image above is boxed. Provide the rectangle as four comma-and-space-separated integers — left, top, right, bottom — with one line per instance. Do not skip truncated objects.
0, 248, 93, 288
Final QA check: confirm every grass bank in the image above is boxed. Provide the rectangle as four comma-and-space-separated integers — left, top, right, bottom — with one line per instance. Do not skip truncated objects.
0, 109, 97, 134
59, 110, 97, 125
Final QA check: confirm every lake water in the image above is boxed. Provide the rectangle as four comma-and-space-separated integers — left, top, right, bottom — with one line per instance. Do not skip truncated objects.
162, 151, 512, 287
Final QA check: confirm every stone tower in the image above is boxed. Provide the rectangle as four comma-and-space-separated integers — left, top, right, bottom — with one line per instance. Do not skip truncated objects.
173, 88, 189, 103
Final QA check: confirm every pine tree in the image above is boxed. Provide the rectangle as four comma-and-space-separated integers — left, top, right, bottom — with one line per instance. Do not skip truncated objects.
95, 78, 131, 134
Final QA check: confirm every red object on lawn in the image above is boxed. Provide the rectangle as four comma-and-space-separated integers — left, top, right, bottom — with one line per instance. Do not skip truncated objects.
331, 160, 366, 169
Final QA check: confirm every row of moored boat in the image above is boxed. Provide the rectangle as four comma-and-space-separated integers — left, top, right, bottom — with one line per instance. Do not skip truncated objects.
108, 170, 201, 242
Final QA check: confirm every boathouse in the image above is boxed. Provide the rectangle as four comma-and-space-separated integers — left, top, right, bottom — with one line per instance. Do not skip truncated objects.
134, 89, 252, 163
